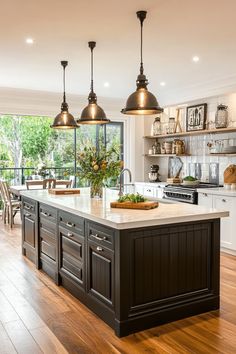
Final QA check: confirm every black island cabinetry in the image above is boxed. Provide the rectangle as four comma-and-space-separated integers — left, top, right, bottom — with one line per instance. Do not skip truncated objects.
21, 196, 220, 337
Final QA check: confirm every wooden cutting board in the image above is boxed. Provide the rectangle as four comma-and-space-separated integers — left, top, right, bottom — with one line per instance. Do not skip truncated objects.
110, 201, 159, 210
48, 188, 80, 195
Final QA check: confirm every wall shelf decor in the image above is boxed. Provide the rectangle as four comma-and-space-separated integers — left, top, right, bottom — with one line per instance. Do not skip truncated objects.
144, 127, 236, 139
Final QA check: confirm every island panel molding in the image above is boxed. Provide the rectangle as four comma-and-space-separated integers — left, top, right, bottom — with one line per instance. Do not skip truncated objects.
21, 191, 224, 337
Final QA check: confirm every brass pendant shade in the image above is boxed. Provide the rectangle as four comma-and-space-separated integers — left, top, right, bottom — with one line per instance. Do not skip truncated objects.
77, 42, 110, 125
122, 11, 163, 115
51, 61, 78, 129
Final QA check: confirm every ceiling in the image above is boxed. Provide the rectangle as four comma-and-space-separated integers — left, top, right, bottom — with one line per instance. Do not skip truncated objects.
1, 0, 236, 106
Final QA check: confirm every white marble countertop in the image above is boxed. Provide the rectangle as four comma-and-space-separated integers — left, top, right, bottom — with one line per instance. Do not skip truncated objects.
197, 187, 236, 197
20, 189, 229, 230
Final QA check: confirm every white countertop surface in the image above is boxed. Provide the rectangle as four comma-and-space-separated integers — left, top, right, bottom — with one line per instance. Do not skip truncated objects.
197, 187, 236, 197
21, 189, 229, 230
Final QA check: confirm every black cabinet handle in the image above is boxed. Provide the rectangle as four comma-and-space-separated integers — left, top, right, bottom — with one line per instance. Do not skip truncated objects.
90, 233, 107, 241
66, 222, 75, 228
222, 199, 226, 203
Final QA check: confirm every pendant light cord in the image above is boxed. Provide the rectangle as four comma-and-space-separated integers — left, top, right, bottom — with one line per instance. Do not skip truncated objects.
90, 46, 94, 93
63, 65, 66, 103
140, 20, 144, 75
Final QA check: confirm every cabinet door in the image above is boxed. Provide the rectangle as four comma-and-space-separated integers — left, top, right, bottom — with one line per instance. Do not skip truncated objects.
135, 184, 144, 195
23, 210, 35, 249
213, 195, 235, 250
198, 192, 213, 208
155, 185, 165, 199
143, 186, 155, 197
87, 242, 114, 307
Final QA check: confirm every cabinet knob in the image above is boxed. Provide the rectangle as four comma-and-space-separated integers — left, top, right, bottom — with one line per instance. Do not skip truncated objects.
67, 233, 73, 238
203, 193, 208, 197
25, 213, 31, 217
222, 199, 226, 202
96, 246, 103, 252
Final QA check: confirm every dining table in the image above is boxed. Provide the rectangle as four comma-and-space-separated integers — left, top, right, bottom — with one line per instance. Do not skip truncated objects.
10, 180, 72, 197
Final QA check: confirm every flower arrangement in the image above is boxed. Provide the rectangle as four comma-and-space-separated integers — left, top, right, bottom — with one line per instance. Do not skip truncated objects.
77, 145, 122, 198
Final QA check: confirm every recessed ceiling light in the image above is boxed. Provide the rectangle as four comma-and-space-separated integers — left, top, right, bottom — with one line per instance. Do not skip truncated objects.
25, 38, 34, 45
192, 56, 200, 62
103, 82, 110, 88
160, 82, 166, 86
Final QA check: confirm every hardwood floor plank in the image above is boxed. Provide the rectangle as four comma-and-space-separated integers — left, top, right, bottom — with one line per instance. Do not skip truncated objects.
0, 322, 17, 354
30, 326, 69, 354
3, 320, 42, 354
1, 216, 236, 353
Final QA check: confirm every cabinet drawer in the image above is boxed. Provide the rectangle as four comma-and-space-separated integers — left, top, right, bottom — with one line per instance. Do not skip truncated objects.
62, 253, 83, 281
39, 204, 56, 223
62, 235, 83, 261
60, 226, 83, 245
87, 222, 114, 250
59, 211, 84, 236
23, 198, 36, 214
143, 187, 155, 197
41, 240, 56, 261
198, 193, 213, 208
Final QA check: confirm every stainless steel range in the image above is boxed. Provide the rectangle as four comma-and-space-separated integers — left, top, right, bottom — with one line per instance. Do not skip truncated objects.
163, 183, 222, 204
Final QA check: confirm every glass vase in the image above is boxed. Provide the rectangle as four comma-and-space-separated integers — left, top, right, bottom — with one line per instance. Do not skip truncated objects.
90, 182, 103, 199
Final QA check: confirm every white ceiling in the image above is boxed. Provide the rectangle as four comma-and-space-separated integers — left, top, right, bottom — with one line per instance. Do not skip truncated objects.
1, 0, 236, 106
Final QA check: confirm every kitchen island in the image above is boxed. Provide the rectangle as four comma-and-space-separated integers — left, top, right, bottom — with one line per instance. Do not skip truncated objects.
20, 189, 228, 337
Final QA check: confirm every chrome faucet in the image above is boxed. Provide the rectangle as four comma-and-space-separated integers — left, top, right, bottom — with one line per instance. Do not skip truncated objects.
118, 168, 132, 196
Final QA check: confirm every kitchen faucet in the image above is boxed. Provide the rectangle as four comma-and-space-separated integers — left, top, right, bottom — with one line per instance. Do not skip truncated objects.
118, 168, 132, 196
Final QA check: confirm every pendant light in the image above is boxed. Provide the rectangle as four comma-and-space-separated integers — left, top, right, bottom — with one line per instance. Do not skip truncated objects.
121, 11, 163, 115
77, 41, 110, 124
51, 61, 78, 129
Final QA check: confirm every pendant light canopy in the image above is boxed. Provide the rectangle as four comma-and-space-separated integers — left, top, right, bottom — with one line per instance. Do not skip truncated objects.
77, 42, 110, 125
51, 61, 78, 129
121, 11, 163, 115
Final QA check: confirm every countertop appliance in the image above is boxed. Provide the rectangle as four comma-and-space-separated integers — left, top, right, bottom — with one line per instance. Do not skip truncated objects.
148, 165, 161, 182
163, 183, 222, 204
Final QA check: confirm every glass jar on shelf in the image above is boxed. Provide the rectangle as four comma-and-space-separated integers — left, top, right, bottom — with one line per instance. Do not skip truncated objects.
151, 116, 162, 136
215, 104, 228, 128
168, 117, 176, 134
152, 140, 161, 155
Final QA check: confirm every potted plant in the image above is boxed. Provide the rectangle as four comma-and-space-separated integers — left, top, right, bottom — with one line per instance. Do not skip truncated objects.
77, 145, 122, 198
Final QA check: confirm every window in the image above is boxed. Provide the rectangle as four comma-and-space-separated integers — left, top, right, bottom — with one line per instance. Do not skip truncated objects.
0, 114, 124, 186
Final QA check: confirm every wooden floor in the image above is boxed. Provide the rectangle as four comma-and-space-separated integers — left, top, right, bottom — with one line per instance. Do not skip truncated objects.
1, 218, 236, 354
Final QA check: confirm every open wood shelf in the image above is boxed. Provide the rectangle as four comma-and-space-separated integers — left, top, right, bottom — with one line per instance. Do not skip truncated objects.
144, 127, 236, 139
209, 153, 236, 157
144, 154, 190, 157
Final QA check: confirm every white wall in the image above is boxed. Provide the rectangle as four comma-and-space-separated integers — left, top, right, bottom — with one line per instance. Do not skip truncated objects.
143, 92, 236, 184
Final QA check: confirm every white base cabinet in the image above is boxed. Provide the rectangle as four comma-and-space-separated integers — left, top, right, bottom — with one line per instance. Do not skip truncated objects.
135, 182, 166, 199
198, 192, 236, 253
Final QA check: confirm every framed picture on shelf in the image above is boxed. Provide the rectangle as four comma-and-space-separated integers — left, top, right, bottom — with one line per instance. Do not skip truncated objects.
186, 103, 207, 131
